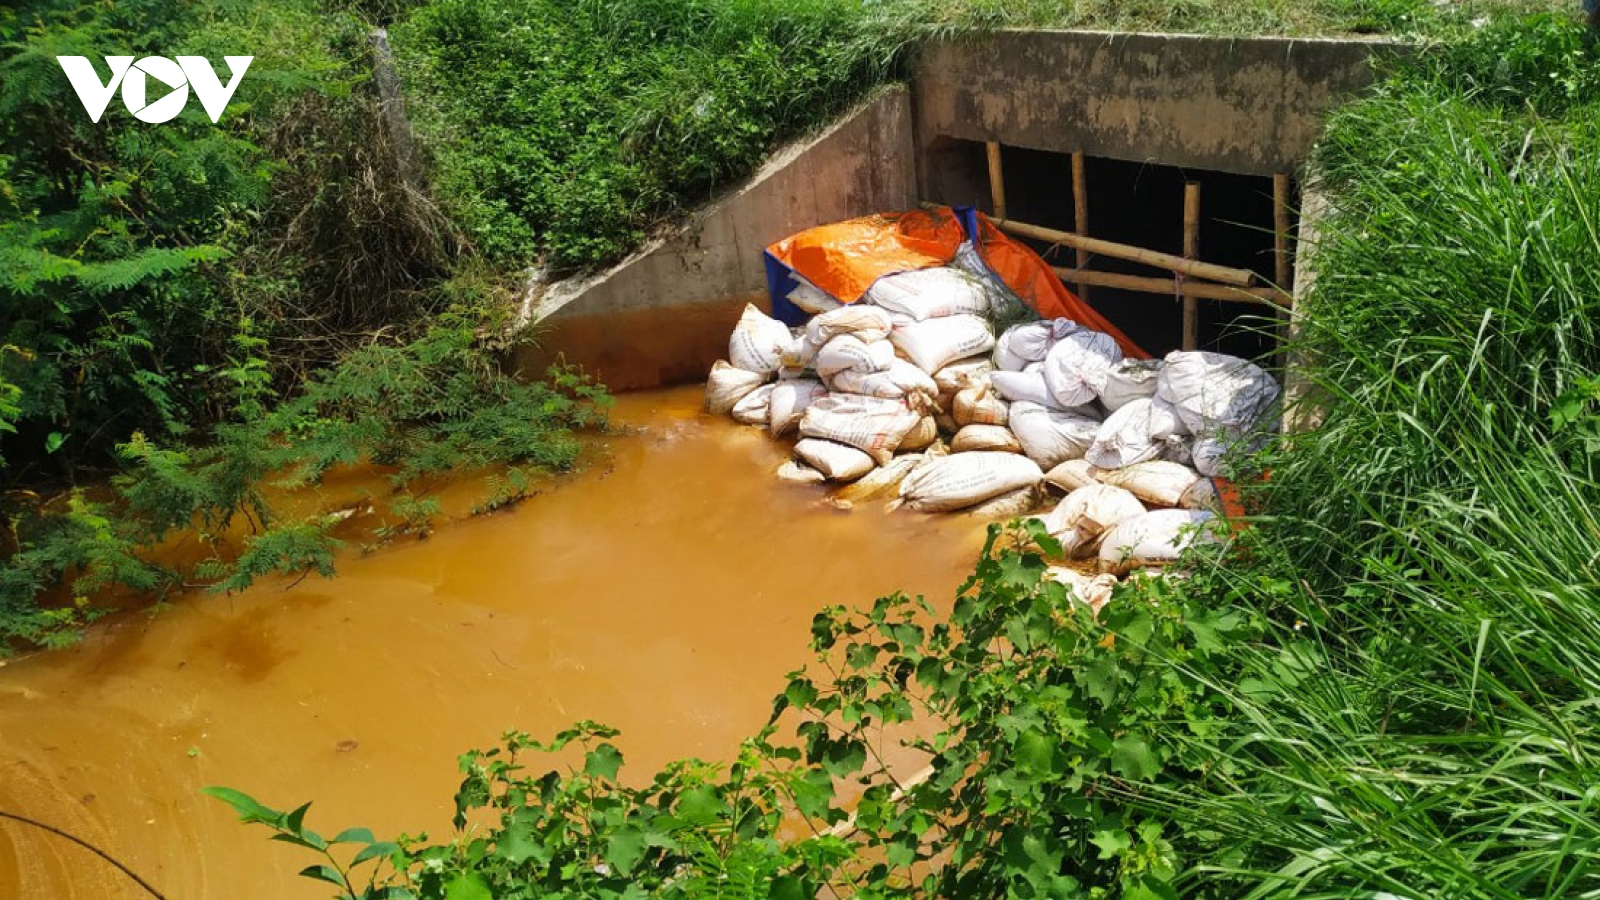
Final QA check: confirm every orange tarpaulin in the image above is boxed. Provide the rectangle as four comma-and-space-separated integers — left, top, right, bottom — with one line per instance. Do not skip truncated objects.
764, 205, 1150, 360
765, 208, 965, 304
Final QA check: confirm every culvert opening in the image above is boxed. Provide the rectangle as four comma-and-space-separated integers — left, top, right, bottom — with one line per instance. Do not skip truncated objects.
922, 138, 1296, 362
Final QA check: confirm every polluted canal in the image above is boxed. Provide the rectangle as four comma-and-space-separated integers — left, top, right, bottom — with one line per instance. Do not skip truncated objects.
0, 386, 988, 900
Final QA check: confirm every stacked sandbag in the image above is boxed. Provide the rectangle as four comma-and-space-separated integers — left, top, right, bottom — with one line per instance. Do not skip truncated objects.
1098, 509, 1219, 575
1155, 351, 1280, 477
705, 246, 1256, 587
1043, 484, 1147, 558
898, 452, 1043, 513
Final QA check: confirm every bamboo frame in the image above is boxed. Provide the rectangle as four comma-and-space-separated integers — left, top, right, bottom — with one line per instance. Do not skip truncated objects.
1052, 267, 1289, 307
986, 141, 1007, 220
992, 217, 1258, 287
1182, 181, 1201, 351
1273, 173, 1294, 358
1273, 173, 1292, 292
1071, 151, 1090, 300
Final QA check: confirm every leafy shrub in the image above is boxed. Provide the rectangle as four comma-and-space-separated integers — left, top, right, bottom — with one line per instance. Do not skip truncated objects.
391, 0, 921, 271
0, 307, 611, 648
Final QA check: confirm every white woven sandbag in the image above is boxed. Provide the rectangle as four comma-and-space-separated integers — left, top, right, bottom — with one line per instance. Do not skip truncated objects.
775, 460, 827, 485
967, 484, 1043, 519
828, 358, 938, 401
787, 274, 842, 315
1009, 401, 1100, 469
805, 304, 894, 347
768, 378, 828, 438
1192, 436, 1228, 477
1044, 458, 1098, 493
898, 451, 1044, 513
1162, 434, 1195, 467
798, 394, 921, 465
933, 356, 995, 396
1099, 509, 1218, 574
890, 314, 995, 374
952, 424, 1023, 454
953, 383, 1009, 427
1100, 359, 1163, 411
831, 452, 928, 507
865, 266, 991, 321
991, 363, 1055, 408
993, 319, 1081, 371
794, 439, 876, 482
728, 304, 794, 375
814, 335, 895, 378
1042, 328, 1123, 409
705, 360, 767, 415
900, 415, 939, 452
1180, 477, 1223, 513
1084, 397, 1190, 470
1046, 567, 1119, 615
731, 384, 775, 426
1156, 351, 1280, 436
1094, 460, 1201, 508
1044, 484, 1148, 558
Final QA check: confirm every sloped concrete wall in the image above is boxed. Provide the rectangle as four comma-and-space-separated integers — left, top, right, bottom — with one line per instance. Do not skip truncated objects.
515, 86, 915, 391
915, 29, 1406, 181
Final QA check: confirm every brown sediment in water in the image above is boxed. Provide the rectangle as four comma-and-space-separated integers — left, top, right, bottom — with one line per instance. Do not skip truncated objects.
0, 386, 988, 900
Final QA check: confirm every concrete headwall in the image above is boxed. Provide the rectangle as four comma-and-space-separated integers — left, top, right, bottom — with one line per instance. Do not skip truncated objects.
516, 86, 915, 391
915, 29, 1405, 182
522, 31, 1407, 391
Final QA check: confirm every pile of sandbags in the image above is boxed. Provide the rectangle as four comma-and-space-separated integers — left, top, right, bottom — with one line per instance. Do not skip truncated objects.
705, 262, 1281, 583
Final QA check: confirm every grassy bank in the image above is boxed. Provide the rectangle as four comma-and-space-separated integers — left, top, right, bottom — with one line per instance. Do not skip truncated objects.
217, 13, 1600, 900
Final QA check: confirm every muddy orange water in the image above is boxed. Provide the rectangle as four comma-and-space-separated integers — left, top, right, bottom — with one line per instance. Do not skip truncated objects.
0, 386, 987, 900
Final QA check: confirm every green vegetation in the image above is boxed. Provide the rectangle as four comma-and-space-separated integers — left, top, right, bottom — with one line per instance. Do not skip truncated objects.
0, 0, 611, 648
214, 12, 1600, 900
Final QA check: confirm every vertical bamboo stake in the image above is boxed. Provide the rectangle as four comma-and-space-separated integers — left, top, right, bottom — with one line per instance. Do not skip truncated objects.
1182, 181, 1201, 352
986, 141, 1007, 221
1273, 173, 1293, 354
1072, 151, 1090, 300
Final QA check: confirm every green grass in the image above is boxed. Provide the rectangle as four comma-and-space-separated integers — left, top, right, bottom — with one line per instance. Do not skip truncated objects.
1122, 15, 1600, 896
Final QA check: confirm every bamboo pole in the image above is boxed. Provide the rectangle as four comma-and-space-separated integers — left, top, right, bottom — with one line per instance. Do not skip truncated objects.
1273, 173, 1293, 357
1273, 174, 1292, 291
1182, 182, 1201, 351
1071, 151, 1090, 300
1051, 267, 1289, 307
986, 141, 1007, 221
992, 217, 1257, 287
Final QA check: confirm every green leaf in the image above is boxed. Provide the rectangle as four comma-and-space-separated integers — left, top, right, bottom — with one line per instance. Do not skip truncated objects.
44, 431, 65, 454
443, 873, 492, 900
352, 842, 401, 866
584, 743, 624, 781
1090, 827, 1131, 860
675, 785, 725, 826
1014, 730, 1059, 778
1110, 735, 1161, 781
493, 809, 542, 865
201, 786, 278, 824
332, 827, 375, 845
298, 864, 347, 888
605, 825, 648, 876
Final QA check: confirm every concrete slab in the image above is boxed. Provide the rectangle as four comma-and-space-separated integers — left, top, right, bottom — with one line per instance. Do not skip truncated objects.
914, 29, 1409, 179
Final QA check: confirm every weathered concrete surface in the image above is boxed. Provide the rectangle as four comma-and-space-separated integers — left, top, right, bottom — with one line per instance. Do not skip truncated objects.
515, 86, 915, 390
914, 30, 1408, 179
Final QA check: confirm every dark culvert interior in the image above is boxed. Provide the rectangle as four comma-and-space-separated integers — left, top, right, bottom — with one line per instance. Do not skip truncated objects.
922, 138, 1295, 362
